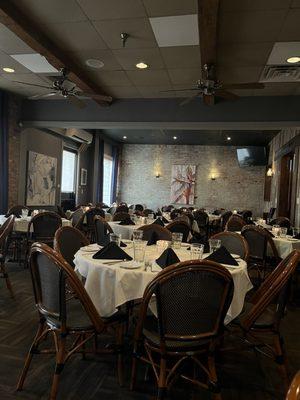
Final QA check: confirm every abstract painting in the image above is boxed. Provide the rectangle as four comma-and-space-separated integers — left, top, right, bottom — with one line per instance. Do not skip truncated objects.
26, 151, 57, 206
170, 164, 196, 205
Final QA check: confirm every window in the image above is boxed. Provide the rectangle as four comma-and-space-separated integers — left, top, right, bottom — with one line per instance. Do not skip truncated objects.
103, 155, 113, 205
61, 149, 77, 193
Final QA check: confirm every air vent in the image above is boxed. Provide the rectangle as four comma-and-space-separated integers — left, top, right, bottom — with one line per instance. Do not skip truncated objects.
260, 65, 300, 82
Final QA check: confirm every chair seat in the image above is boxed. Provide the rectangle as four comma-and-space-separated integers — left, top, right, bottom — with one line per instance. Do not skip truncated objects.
143, 316, 211, 351
237, 302, 277, 329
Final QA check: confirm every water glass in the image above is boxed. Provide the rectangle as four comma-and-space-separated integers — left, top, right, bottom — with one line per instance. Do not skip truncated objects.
21, 208, 28, 218
132, 230, 143, 241
292, 227, 300, 237
272, 224, 281, 237
110, 233, 121, 246
172, 232, 183, 249
190, 243, 204, 260
209, 239, 221, 253
280, 227, 287, 238
156, 240, 171, 254
133, 240, 147, 263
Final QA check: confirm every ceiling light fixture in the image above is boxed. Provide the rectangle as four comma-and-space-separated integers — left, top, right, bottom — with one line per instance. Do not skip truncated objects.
227, 136, 231, 141
173, 136, 177, 140
287, 56, 300, 63
123, 136, 127, 139
3, 67, 15, 73
85, 59, 104, 69
136, 62, 148, 69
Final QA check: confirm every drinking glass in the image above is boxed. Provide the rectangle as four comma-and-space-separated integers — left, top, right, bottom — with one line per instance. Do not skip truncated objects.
209, 239, 221, 253
172, 232, 183, 249
21, 208, 28, 218
110, 233, 121, 246
133, 240, 147, 263
156, 240, 171, 254
280, 227, 287, 238
148, 213, 154, 220
272, 224, 281, 237
190, 243, 204, 260
132, 230, 143, 241
292, 227, 300, 237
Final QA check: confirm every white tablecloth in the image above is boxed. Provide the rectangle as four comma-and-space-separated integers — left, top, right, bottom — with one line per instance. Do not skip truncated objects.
108, 221, 138, 239
272, 237, 300, 258
74, 244, 252, 324
0, 215, 71, 232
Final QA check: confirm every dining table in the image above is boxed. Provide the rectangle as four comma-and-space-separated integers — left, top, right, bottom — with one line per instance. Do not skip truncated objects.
0, 215, 72, 232
74, 242, 253, 325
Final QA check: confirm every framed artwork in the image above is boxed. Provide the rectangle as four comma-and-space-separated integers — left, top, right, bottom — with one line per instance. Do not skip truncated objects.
170, 164, 196, 205
26, 151, 57, 206
80, 168, 87, 186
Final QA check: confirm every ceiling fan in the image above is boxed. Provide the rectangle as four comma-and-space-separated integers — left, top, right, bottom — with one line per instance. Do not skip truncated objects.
164, 64, 265, 106
12, 68, 112, 108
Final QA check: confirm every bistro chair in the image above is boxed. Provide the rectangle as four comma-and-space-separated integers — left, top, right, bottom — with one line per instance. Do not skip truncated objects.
113, 212, 131, 222
166, 220, 190, 242
138, 224, 172, 241
131, 260, 234, 400
270, 217, 291, 229
231, 250, 300, 388
225, 215, 246, 232
94, 216, 113, 245
286, 371, 300, 400
211, 231, 249, 261
115, 205, 129, 213
193, 209, 209, 237
54, 226, 89, 268
0, 215, 15, 297
220, 211, 233, 231
70, 207, 84, 227
143, 209, 156, 217
135, 204, 144, 212
241, 210, 253, 224
6, 205, 29, 218
17, 243, 126, 400
84, 207, 106, 242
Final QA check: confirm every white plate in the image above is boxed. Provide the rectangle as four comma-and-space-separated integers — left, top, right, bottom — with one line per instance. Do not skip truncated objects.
288, 238, 299, 242
120, 261, 141, 269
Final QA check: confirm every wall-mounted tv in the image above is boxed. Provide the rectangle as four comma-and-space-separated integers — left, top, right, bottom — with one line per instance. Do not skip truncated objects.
237, 147, 267, 167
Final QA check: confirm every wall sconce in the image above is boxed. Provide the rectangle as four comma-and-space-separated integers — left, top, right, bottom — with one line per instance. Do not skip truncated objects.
211, 174, 216, 181
266, 167, 273, 177
155, 172, 161, 178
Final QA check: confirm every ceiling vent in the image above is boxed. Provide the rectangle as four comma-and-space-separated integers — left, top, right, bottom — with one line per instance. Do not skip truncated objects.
65, 128, 93, 144
260, 65, 300, 82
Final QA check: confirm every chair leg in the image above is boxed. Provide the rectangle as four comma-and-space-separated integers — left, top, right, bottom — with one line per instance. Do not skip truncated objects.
157, 357, 167, 400
17, 322, 46, 391
116, 325, 124, 386
208, 354, 222, 400
0, 262, 14, 298
274, 334, 289, 389
50, 333, 66, 400
130, 355, 137, 391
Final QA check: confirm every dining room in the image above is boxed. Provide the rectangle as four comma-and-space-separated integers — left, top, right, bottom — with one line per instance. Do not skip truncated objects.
1, 1, 300, 400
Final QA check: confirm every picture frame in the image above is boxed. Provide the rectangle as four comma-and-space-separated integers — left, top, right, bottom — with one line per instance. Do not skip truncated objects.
80, 168, 87, 186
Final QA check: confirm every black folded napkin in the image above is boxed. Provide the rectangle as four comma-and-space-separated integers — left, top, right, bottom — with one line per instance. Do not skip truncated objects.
205, 246, 238, 266
92, 242, 132, 260
147, 230, 159, 246
156, 248, 180, 269
120, 241, 127, 247
152, 218, 164, 227
162, 216, 169, 223
119, 219, 135, 225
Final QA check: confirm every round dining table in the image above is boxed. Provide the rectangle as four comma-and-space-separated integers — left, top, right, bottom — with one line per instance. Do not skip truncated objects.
74, 243, 253, 325
0, 215, 72, 232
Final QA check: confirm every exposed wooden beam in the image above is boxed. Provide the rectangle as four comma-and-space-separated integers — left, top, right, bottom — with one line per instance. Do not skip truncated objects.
0, 0, 112, 106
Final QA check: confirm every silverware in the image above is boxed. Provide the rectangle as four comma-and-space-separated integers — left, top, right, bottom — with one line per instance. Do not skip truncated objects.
102, 259, 129, 265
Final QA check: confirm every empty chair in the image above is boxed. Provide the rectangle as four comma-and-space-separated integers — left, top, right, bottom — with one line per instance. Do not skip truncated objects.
70, 207, 84, 227
241, 210, 253, 224
131, 260, 234, 399
113, 212, 131, 222
137, 224, 172, 241
135, 204, 144, 212
270, 217, 291, 229
286, 371, 300, 400
56, 205, 67, 219
115, 205, 129, 213
54, 226, 89, 268
220, 211, 233, 231
17, 243, 126, 399
0, 216, 15, 297
193, 209, 209, 236
6, 205, 29, 218
84, 207, 106, 241
225, 215, 246, 232
166, 220, 190, 242
143, 209, 156, 217
94, 216, 113, 246
170, 209, 181, 220
211, 231, 249, 261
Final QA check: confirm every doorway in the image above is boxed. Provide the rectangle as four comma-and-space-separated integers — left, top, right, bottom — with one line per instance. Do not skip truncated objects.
278, 152, 294, 218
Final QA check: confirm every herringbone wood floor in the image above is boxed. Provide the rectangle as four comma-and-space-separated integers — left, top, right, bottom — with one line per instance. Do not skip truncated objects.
1, 262, 300, 400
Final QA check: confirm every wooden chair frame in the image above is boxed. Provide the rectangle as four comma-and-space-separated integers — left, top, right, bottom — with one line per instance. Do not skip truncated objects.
0, 215, 15, 297
166, 220, 190, 242
137, 224, 172, 241
286, 371, 300, 400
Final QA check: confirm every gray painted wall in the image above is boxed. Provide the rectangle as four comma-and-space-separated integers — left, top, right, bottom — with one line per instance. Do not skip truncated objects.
119, 144, 266, 216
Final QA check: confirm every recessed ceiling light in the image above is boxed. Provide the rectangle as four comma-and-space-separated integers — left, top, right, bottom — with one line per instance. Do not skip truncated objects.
3, 67, 15, 73
287, 56, 300, 64
173, 136, 177, 140
85, 59, 104, 69
136, 62, 148, 69
123, 136, 127, 139
227, 136, 231, 141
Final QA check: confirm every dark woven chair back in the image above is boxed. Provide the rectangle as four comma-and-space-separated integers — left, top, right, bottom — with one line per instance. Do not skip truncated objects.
193, 210, 209, 228
85, 207, 105, 229
29, 212, 62, 241
29, 243, 104, 332
225, 215, 246, 232
211, 232, 249, 260
135, 204, 144, 212
270, 217, 291, 229
94, 216, 113, 245
241, 250, 300, 331
143, 261, 233, 340
137, 225, 172, 241
166, 220, 190, 242
0, 216, 15, 255
0, 215, 15, 235
143, 209, 155, 217
115, 205, 129, 213
113, 212, 131, 222
241, 210, 253, 224
54, 226, 89, 268
6, 205, 29, 218
170, 209, 181, 220
286, 371, 300, 400
56, 205, 67, 219
220, 211, 232, 230
242, 225, 279, 260
71, 208, 84, 227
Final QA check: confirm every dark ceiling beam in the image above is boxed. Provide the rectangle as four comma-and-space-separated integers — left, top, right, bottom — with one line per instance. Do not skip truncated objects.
0, 0, 112, 106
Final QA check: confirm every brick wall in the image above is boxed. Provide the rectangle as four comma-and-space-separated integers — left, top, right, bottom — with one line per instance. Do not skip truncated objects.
119, 144, 266, 216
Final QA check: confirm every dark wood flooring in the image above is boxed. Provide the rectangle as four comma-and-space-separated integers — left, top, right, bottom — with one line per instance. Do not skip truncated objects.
1, 262, 300, 399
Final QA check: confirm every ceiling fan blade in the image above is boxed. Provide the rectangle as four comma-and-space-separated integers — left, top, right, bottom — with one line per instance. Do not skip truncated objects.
180, 92, 201, 106
216, 89, 239, 101
28, 92, 57, 100
222, 82, 265, 90
12, 81, 53, 89
160, 88, 199, 93
67, 94, 86, 109
75, 91, 112, 100
203, 94, 215, 106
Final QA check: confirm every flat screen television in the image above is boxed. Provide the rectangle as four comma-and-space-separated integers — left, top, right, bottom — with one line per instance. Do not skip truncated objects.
237, 147, 267, 167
